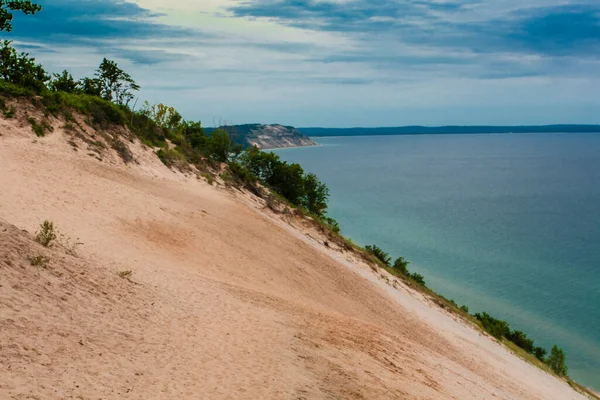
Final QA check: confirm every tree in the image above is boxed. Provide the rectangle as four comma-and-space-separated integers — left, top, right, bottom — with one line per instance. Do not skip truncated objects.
94, 58, 139, 105
534, 346, 547, 362
0, 0, 42, 32
79, 77, 102, 96
49, 70, 78, 93
181, 120, 206, 150
393, 256, 410, 274
204, 129, 241, 163
303, 173, 329, 216
0, 39, 48, 91
547, 345, 568, 376
142, 102, 182, 130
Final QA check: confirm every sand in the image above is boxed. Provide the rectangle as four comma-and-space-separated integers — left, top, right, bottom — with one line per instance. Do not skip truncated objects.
0, 117, 590, 399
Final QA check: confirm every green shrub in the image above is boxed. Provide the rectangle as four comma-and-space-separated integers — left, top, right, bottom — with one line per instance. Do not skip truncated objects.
475, 312, 510, 339
0, 40, 49, 92
111, 136, 134, 163
365, 244, 391, 266
27, 116, 52, 137
35, 220, 57, 247
409, 272, 426, 286
547, 345, 568, 376
460, 304, 469, 313
156, 147, 186, 168
0, 80, 35, 97
534, 346, 547, 361
393, 256, 410, 274
3, 105, 15, 118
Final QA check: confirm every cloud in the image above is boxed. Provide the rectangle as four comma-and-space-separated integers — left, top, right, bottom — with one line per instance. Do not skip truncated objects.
3, 0, 600, 126
229, 1, 600, 56
9, 0, 207, 64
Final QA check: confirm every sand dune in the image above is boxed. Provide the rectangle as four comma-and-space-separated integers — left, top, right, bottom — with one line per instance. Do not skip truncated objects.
0, 119, 589, 399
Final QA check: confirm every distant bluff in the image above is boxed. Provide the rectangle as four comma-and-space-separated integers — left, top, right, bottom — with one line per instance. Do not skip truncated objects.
210, 124, 317, 149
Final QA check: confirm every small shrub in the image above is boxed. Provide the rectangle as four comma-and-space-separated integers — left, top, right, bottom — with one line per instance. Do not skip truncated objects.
200, 172, 214, 185
118, 270, 133, 279
35, 220, 57, 247
3, 105, 15, 118
220, 170, 234, 185
365, 244, 391, 266
111, 136, 134, 163
27, 116, 53, 137
28, 254, 49, 268
460, 304, 469, 313
409, 272, 426, 286
322, 216, 340, 234
156, 147, 186, 168
393, 256, 409, 274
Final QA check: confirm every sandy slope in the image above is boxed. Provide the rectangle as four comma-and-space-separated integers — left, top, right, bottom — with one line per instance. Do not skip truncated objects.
0, 119, 589, 399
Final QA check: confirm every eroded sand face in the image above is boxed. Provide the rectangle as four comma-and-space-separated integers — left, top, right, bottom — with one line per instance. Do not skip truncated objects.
0, 122, 588, 399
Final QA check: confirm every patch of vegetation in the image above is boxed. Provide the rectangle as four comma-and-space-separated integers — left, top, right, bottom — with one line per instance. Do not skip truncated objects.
3, 104, 15, 118
35, 220, 57, 247
27, 116, 53, 137
27, 254, 49, 268
110, 136, 134, 163
118, 270, 132, 279
156, 147, 186, 168
365, 244, 391, 266
200, 172, 214, 185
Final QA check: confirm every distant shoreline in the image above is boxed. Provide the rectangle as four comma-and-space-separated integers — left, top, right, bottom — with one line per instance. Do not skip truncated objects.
301, 125, 600, 137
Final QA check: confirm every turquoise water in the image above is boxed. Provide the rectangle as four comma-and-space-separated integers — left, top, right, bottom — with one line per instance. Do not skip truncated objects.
274, 133, 600, 390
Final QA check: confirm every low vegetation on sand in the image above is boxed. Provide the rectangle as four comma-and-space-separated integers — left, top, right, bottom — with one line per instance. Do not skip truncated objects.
0, 0, 577, 391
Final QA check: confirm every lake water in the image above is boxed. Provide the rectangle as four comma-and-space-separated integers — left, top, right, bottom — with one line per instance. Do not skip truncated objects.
273, 133, 600, 391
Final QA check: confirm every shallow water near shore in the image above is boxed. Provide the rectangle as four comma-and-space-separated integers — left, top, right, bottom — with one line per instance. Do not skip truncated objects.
274, 133, 600, 390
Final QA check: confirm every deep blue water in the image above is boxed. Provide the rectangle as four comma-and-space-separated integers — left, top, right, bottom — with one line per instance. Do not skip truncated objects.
274, 133, 600, 390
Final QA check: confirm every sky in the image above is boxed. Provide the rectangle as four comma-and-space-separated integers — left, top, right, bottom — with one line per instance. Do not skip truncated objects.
6, 0, 600, 127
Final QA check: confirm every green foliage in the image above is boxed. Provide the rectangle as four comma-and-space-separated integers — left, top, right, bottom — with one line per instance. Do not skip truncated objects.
393, 256, 409, 274
0, 0, 42, 32
49, 70, 78, 93
204, 128, 242, 163
506, 330, 535, 354
27, 116, 52, 137
239, 146, 330, 216
460, 304, 469, 313
79, 77, 102, 96
0, 78, 34, 96
547, 345, 568, 376
409, 272, 426, 286
156, 147, 186, 168
111, 136, 134, 163
181, 120, 206, 150
534, 346, 547, 361
475, 312, 510, 339
129, 110, 166, 147
0, 40, 49, 92
40, 91, 127, 128
303, 173, 329, 217
365, 244, 391, 266
323, 216, 340, 234
35, 220, 57, 247
95, 58, 139, 105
